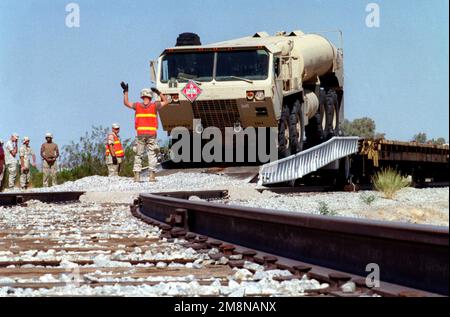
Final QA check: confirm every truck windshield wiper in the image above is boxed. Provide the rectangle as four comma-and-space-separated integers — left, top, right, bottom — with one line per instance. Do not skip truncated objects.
225, 76, 254, 84
177, 75, 202, 86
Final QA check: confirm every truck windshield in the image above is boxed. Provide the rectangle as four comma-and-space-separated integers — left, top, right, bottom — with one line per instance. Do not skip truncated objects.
215, 50, 269, 81
161, 52, 214, 83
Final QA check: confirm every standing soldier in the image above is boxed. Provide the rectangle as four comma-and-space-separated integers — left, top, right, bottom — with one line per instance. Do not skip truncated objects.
120, 81, 169, 182
19, 137, 37, 190
5, 133, 19, 189
106, 123, 125, 177
41, 133, 59, 187
0, 140, 5, 189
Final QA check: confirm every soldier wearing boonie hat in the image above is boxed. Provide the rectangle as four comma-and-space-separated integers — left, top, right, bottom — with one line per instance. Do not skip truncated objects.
105, 123, 125, 177
120, 81, 169, 182
40, 132, 59, 187
19, 136, 36, 189
5, 133, 19, 189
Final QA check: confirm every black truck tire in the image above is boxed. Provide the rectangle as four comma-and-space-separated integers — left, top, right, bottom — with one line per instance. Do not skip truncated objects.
305, 90, 327, 147
325, 90, 340, 138
288, 99, 305, 154
277, 103, 291, 159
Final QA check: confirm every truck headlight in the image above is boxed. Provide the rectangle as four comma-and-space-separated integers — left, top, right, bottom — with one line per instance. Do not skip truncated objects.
255, 91, 265, 101
246, 91, 255, 100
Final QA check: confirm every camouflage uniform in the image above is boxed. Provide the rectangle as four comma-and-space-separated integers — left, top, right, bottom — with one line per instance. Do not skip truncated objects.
19, 145, 34, 189
5, 140, 18, 188
41, 140, 59, 187
106, 156, 123, 176
106, 132, 124, 177
133, 136, 159, 173
42, 160, 58, 187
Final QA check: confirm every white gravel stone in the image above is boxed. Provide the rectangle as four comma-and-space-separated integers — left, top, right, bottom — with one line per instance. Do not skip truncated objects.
232, 268, 253, 281
341, 281, 356, 293
156, 262, 168, 269
243, 261, 264, 272
228, 288, 245, 297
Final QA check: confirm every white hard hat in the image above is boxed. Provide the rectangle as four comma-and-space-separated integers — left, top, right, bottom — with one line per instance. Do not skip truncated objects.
112, 123, 120, 129
23, 136, 30, 143
45, 133, 53, 138
140, 88, 153, 99
12, 133, 19, 138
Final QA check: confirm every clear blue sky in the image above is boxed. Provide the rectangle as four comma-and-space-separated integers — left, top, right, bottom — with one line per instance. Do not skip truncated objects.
1, 0, 448, 150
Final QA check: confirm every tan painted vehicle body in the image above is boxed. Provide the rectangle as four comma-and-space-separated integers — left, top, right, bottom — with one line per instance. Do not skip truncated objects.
154, 30, 344, 144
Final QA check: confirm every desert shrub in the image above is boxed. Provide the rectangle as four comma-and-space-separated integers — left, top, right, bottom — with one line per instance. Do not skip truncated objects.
372, 168, 411, 199
317, 201, 337, 216
360, 193, 377, 205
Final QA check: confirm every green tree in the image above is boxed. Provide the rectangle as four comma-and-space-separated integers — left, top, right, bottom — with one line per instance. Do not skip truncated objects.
341, 117, 385, 139
431, 137, 447, 145
57, 125, 136, 183
412, 132, 427, 144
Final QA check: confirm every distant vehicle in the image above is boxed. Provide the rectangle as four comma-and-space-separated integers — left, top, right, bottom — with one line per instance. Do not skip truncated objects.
152, 30, 344, 159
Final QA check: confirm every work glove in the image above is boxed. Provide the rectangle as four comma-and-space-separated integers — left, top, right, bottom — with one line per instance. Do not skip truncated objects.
151, 87, 161, 96
120, 81, 129, 93
112, 156, 118, 165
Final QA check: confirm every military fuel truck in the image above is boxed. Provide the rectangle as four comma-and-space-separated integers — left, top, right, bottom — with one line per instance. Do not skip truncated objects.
152, 30, 344, 159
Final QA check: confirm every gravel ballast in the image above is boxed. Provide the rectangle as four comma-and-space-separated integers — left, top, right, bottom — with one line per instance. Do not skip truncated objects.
18, 173, 449, 226
221, 187, 449, 226
0, 200, 333, 297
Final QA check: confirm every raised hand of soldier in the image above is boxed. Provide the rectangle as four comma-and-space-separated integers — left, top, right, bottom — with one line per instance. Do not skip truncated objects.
120, 82, 129, 94
151, 87, 161, 96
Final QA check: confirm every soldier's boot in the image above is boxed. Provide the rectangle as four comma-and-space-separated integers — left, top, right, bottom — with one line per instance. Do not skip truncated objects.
149, 171, 157, 182
134, 172, 140, 183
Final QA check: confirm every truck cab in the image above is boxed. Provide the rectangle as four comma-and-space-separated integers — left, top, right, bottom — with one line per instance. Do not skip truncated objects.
154, 31, 344, 158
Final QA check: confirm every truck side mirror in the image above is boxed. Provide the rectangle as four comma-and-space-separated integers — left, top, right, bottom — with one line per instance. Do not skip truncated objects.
150, 60, 157, 83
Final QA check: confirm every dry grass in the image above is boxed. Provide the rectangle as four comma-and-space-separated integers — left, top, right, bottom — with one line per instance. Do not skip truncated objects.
373, 168, 411, 199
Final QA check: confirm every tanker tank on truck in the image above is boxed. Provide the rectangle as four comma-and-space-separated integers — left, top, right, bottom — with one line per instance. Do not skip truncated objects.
152, 30, 344, 160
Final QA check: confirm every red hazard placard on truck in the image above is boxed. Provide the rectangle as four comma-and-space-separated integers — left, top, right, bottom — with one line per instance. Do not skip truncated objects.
181, 80, 202, 102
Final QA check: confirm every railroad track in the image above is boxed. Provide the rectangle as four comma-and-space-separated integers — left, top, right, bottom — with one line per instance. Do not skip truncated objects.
0, 201, 225, 293
1, 190, 447, 297
132, 189, 449, 297
0, 191, 85, 207
0, 192, 345, 297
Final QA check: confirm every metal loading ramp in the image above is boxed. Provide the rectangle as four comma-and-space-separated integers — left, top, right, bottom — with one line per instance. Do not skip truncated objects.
258, 137, 360, 186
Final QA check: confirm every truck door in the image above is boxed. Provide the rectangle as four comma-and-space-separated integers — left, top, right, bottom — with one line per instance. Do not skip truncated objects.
272, 55, 283, 120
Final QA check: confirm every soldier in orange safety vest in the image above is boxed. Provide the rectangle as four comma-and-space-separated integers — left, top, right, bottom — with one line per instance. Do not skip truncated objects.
106, 123, 125, 177
121, 82, 169, 182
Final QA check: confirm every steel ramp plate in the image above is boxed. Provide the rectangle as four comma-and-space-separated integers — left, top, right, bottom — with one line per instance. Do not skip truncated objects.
258, 137, 360, 186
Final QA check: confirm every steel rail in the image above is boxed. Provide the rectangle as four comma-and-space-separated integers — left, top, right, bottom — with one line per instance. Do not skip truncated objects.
0, 191, 85, 206
132, 190, 449, 296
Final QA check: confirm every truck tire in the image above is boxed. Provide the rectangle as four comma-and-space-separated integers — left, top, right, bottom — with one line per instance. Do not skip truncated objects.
289, 100, 305, 153
305, 90, 327, 147
325, 90, 340, 138
277, 103, 291, 159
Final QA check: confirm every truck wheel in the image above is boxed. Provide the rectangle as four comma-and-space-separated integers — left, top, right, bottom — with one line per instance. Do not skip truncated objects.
277, 104, 291, 158
305, 90, 327, 147
289, 100, 304, 153
326, 90, 340, 138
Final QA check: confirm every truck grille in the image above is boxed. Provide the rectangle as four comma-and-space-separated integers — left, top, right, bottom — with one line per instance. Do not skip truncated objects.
192, 99, 240, 129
